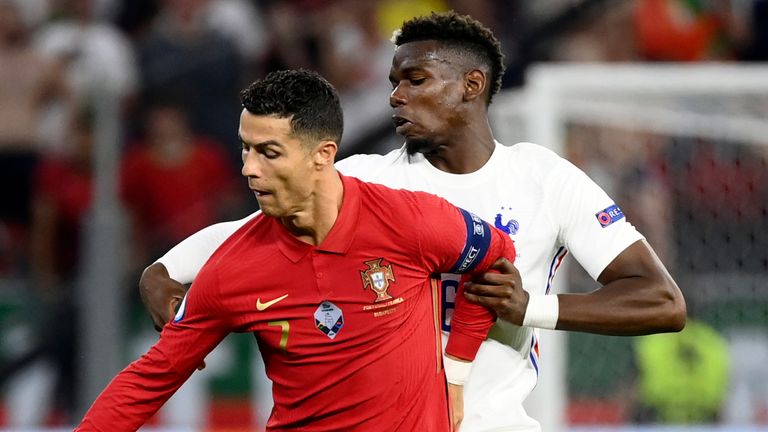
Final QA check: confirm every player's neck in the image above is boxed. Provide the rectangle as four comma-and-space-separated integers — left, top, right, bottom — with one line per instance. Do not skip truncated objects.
280, 170, 344, 246
424, 122, 495, 174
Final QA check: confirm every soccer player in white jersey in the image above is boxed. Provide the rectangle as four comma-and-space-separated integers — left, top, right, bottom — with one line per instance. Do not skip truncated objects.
138, 12, 686, 431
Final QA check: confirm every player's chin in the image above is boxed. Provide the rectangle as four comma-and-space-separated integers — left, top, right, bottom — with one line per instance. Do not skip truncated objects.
405, 137, 435, 156
259, 206, 282, 218
256, 197, 279, 216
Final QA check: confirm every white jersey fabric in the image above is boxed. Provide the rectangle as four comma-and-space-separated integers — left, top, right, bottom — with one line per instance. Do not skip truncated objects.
159, 141, 644, 431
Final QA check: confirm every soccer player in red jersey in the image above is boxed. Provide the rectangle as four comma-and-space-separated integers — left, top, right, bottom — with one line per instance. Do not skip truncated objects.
76, 70, 515, 432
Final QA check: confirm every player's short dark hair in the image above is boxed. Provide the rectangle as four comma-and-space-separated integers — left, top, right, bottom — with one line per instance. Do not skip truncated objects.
393, 11, 505, 104
240, 69, 344, 146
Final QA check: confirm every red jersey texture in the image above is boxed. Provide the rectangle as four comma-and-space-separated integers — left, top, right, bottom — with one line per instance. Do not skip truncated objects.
78, 174, 515, 432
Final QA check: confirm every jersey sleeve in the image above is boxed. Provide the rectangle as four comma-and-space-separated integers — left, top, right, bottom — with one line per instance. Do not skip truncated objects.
546, 157, 645, 280
410, 192, 516, 360
76, 268, 229, 430
334, 151, 401, 182
156, 212, 258, 283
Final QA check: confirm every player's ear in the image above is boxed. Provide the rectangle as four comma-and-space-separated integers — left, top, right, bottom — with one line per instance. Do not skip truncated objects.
312, 140, 338, 168
463, 69, 486, 102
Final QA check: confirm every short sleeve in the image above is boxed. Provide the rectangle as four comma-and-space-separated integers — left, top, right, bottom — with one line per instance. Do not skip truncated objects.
547, 158, 645, 280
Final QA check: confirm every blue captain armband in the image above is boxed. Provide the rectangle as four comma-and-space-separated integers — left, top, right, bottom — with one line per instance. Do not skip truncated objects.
449, 209, 492, 274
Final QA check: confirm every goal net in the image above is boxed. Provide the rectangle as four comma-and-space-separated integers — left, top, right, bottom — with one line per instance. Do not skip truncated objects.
491, 64, 768, 431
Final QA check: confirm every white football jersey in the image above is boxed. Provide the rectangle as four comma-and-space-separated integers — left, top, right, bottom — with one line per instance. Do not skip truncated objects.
160, 141, 644, 431
334, 142, 644, 431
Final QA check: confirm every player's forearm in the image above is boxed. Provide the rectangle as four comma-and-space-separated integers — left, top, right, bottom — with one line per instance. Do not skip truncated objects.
556, 273, 685, 335
445, 286, 495, 360
447, 232, 515, 359
558, 241, 685, 335
157, 214, 255, 283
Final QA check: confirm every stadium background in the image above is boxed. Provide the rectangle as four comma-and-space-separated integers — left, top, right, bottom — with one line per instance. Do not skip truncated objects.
0, 0, 766, 431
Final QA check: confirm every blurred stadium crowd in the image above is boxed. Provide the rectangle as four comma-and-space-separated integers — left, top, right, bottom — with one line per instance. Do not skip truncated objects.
0, 0, 767, 429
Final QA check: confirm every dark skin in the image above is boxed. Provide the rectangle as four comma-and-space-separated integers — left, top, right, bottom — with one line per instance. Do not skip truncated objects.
141, 40, 686, 337
139, 263, 186, 332
389, 40, 495, 173
465, 241, 686, 335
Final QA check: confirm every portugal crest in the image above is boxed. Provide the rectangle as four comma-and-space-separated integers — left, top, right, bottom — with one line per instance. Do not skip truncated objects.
360, 258, 395, 302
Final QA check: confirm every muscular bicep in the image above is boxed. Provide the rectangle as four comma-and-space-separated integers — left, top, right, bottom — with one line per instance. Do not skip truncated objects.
556, 239, 686, 335
597, 239, 679, 302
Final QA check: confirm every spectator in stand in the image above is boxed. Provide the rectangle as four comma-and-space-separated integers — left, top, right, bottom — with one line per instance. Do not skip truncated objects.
34, 0, 138, 146
633, 317, 729, 423
204, 0, 268, 70
0, 0, 69, 274
1, 107, 94, 427
633, 0, 733, 61
136, 0, 243, 165
120, 102, 239, 269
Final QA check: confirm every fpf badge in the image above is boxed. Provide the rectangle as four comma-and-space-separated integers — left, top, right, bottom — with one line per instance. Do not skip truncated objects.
360, 258, 395, 302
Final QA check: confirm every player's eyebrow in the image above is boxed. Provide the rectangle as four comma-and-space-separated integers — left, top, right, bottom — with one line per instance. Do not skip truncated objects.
390, 66, 426, 82
239, 134, 283, 149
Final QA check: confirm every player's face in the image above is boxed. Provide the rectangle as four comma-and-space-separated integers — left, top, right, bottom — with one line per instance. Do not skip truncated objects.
389, 40, 468, 155
239, 110, 316, 218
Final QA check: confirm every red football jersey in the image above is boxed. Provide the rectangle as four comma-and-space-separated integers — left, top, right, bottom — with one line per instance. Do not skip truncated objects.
78, 174, 515, 432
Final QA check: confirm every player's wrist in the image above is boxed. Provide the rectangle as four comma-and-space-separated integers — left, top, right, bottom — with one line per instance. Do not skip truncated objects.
444, 355, 472, 385
522, 294, 559, 330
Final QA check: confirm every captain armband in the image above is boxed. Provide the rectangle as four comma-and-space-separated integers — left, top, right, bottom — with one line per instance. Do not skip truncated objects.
522, 295, 559, 330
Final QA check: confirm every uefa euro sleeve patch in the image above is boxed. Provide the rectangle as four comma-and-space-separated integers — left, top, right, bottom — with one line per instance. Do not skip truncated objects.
315, 301, 344, 339
595, 204, 625, 228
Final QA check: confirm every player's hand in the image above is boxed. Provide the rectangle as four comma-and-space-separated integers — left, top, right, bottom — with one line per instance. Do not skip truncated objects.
463, 258, 529, 326
139, 263, 206, 371
447, 383, 464, 431
139, 262, 187, 331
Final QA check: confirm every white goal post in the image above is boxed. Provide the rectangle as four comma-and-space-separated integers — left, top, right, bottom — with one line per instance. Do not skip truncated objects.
491, 63, 768, 432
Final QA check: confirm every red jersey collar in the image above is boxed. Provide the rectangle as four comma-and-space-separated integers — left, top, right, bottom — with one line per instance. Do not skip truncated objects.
274, 173, 361, 263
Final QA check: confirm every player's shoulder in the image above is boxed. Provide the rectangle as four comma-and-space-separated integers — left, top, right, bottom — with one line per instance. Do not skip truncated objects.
494, 142, 571, 189
202, 213, 274, 280
335, 146, 408, 180
213, 213, 269, 253
353, 176, 446, 215
502, 142, 566, 167
237, 211, 272, 235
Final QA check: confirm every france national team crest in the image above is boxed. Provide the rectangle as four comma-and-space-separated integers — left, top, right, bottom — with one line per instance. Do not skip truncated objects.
595, 204, 625, 228
494, 206, 520, 235
360, 258, 395, 302
315, 301, 344, 339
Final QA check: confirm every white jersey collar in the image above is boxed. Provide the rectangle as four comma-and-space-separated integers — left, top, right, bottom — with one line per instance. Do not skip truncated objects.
410, 140, 505, 188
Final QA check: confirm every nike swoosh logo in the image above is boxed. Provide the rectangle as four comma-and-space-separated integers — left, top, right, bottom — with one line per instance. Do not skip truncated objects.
256, 294, 289, 311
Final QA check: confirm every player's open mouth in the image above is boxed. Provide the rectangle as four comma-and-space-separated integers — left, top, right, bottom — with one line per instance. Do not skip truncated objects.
392, 115, 410, 127
392, 115, 412, 133
251, 189, 271, 197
